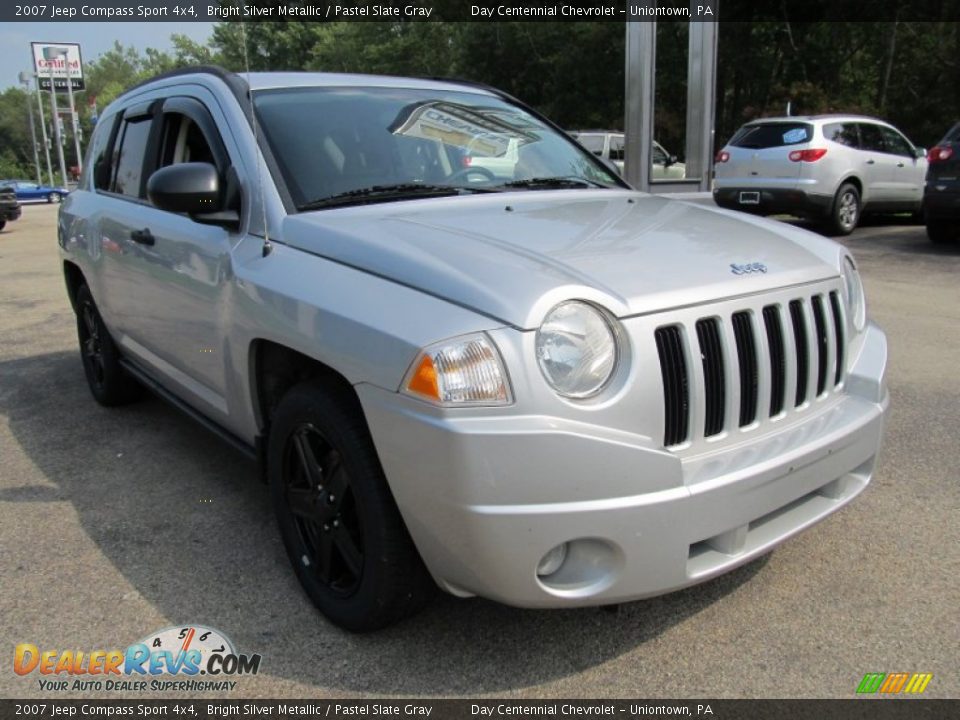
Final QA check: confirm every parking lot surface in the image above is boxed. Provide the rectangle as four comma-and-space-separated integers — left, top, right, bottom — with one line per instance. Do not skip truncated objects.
1, 204, 957, 698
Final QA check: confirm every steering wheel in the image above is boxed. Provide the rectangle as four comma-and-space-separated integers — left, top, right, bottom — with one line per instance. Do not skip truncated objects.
448, 166, 496, 184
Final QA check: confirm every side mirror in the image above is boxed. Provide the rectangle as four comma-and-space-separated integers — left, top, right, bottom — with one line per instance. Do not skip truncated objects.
148, 162, 221, 214
915, 147, 927, 159
147, 163, 239, 229
667, 154, 678, 166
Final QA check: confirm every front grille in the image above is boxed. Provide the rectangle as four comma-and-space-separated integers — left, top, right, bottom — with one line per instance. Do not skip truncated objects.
829, 291, 845, 386
789, 300, 809, 407
655, 326, 690, 447
762, 305, 786, 416
731, 311, 758, 426
656, 288, 846, 448
695, 318, 725, 437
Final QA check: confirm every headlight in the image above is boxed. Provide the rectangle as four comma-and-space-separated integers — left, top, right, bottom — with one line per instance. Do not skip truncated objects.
536, 301, 619, 398
841, 255, 866, 333
403, 333, 511, 406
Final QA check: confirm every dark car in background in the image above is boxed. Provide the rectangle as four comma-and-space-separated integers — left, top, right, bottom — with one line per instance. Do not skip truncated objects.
924, 123, 960, 244
0, 183, 21, 231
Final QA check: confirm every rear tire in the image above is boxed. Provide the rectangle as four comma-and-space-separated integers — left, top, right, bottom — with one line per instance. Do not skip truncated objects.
0, 220, 6, 232
268, 380, 433, 632
75, 284, 142, 406
926, 220, 958, 245
828, 183, 860, 236
48, 192, 61, 204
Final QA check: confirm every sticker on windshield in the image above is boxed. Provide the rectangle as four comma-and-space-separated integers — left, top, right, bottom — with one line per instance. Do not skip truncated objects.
783, 128, 808, 144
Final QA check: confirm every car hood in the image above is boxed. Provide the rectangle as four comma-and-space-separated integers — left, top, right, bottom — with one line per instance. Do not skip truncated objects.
282, 190, 844, 329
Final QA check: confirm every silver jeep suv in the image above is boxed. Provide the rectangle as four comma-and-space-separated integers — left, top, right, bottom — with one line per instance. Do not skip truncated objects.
59, 69, 888, 631
714, 115, 926, 234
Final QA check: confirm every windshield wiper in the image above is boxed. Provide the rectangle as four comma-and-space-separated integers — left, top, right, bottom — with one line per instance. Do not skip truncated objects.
495, 176, 608, 190
297, 183, 498, 211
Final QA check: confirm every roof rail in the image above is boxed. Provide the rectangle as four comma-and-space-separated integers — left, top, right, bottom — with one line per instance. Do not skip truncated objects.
117, 65, 249, 105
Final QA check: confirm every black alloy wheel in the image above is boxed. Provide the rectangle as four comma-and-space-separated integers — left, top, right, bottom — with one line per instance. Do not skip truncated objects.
268, 381, 433, 631
283, 423, 364, 596
74, 284, 142, 406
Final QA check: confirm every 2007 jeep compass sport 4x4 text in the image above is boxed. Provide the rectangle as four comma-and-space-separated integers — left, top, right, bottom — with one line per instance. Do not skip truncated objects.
59, 68, 888, 631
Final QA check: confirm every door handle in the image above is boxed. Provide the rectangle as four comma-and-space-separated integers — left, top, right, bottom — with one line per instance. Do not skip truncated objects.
897, 162, 905, 167
130, 228, 154, 246
865, 159, 876, 165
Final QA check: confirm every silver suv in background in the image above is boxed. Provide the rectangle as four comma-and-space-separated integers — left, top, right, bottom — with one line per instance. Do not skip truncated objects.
714, 115, 926, 235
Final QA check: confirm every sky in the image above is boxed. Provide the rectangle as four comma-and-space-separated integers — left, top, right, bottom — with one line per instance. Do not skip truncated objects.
0, 22, 215, 93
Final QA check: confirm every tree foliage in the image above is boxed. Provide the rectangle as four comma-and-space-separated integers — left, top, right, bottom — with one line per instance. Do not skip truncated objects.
2, 19, 959, 182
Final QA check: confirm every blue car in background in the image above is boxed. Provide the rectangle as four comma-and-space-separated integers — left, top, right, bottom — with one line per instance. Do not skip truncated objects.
0, 180, 70, 204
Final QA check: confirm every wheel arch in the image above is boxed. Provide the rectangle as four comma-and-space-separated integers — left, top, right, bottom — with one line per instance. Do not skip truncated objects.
62, 260, 86, 313
249, 338, 368, 446
838, 175, 863, 201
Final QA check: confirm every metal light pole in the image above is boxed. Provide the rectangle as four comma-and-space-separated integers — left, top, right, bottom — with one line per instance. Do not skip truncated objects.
47, 59, 69, 189
33, 75, 54, 187
18, 71, 42, 185
59, 50, 83, 178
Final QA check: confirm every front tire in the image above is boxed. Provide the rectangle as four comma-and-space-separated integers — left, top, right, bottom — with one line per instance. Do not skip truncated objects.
828, 183, 861, 235
0, 220, 6, 232
48, 192, 61, 204
268, 381, 432, 632
75, 284, 142, 406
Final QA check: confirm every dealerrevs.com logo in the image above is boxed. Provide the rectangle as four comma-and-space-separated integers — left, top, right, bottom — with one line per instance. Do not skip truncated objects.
14, 625, 262, 692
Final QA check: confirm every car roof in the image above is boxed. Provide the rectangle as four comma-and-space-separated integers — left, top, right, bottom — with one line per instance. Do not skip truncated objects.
125, 66, 498, 99
243, 71, 497, 96
744, 114, 891, 125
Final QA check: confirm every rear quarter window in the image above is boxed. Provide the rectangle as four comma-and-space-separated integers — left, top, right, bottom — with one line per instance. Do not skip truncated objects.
943, 123, 960, 142
729, 122, 813, 149
823, 122, 859, 148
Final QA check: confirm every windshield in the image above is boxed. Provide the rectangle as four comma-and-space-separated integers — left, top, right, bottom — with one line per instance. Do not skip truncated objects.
253, 86, 620, 210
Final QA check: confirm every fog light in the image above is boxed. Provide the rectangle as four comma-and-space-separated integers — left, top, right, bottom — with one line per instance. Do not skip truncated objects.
536, 543, 568, 577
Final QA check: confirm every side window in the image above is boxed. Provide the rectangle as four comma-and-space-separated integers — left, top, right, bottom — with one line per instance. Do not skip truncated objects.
85, 113, 118, 191
609, 136, 625, 162
652, 144, 668, 165
879, 127, 913, 157
824, 122, 859, 148
158, 113, 217, 169
858, 124, 885, 153
112, 116, 153, 198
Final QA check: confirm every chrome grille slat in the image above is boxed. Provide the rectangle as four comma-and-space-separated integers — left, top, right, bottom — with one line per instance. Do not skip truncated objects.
654, 280, 847, 450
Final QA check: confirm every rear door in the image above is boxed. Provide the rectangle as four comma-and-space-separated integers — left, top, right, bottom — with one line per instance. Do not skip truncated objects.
856, 123, 896, 203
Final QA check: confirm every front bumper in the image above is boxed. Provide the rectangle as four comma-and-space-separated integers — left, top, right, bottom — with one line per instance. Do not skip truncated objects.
923, 182, 960, 221
359, 323, 887, 608
713, 187, 833, 217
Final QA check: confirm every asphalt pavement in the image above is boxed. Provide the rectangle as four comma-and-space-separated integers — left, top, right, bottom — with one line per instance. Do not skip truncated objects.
1, 204, 957, 699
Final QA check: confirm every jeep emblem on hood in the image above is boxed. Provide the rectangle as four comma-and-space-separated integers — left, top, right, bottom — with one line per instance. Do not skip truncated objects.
730, 262, 768, 275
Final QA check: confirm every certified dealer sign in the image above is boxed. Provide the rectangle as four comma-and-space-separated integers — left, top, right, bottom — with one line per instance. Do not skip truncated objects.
31, 42, 84, 91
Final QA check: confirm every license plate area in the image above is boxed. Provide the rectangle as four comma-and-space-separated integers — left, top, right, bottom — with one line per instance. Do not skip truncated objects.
739, 191, 760, 205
